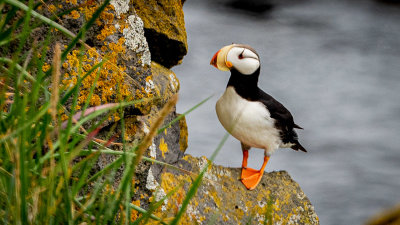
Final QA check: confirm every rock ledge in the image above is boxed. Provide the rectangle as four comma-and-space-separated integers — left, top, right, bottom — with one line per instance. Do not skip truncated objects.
147, 154, 320, 224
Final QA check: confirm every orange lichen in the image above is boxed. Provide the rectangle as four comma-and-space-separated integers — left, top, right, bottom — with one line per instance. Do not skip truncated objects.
105, 184, 114, 195
118, 19, 129, 33
80, 1, 100, 22
124, 118, 138, 141
58, 0, 153, 121
145, 75, 153, 83
69, 10, 80, 19
130, 200, 140, 222
47, 4, 57, 13
65, 0, 78, 5
42, 63, 51, 72
62, 27, 132, 111
96, 24, 116, 41
100, 10, 115, 24
61, 114, 68, 121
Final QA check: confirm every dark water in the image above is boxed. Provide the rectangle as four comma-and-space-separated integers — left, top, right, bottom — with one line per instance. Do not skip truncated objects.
173, 0, 400, 224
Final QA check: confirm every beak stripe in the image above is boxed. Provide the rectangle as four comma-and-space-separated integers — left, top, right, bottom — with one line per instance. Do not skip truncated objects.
210, 44, 235, 71
210, 50, 220, 68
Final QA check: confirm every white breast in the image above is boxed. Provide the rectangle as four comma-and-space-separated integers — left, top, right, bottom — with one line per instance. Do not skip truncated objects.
215, 87, 282, 154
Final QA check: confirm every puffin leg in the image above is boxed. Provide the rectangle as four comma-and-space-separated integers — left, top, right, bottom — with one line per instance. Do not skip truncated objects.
240, 146, 270, 190
240, 143, 252, 169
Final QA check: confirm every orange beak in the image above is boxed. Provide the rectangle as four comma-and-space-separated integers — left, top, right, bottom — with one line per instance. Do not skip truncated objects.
210, 49, 220, 69
210, 44, 234, 71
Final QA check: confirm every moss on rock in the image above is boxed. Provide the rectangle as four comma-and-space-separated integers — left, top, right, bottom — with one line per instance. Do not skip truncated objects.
132, 0, 188, 68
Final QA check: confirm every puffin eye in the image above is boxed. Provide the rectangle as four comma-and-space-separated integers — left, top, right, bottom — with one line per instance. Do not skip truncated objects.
238, 49, 245, 59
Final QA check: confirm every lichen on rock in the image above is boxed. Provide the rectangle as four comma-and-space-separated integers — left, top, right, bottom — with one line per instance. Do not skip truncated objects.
110, 0, 130, 17
123, 14, 151, 66
147, 155, 320, 225
132, 0, 188, 68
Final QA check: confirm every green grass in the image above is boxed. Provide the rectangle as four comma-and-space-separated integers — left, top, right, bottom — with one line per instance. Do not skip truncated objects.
0, 1, 221, 224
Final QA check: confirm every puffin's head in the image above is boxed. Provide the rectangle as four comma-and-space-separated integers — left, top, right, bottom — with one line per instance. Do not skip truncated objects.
210, 44, 260, 75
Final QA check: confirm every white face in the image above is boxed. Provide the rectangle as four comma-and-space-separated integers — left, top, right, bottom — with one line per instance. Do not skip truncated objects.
226, 47, 260, 75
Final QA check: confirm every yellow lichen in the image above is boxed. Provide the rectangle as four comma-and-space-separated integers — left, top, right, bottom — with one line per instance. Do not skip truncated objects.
132, 1, 187, 47
61, 16, 133, 112
179, 117, 188, 152
152, 172, 196, 224
159, 138, 168, 158
124, 118, 138, 141
209, 189, 221, 208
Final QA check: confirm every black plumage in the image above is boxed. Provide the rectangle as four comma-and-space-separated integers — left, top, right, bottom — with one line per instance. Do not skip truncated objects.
227, 68, 307, 152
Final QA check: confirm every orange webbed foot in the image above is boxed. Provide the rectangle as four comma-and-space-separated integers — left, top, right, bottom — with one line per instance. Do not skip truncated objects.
240, 167, 265, 190
240, 153, 270, 190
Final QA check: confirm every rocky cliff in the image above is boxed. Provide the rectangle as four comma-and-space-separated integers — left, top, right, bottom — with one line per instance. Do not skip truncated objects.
42, 0, 319, 224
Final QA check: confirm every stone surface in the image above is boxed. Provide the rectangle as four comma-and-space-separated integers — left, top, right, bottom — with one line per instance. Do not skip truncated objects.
132, 0, 188, 68
122, 14, 151, 66
55, 1, 153, 119
145, 155, 319, 224
365, 204, 400, 225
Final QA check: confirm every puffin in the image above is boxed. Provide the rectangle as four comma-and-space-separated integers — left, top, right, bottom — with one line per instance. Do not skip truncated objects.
210, 44, 307, 190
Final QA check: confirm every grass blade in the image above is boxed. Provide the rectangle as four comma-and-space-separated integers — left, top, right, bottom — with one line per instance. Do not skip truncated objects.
3, 0, 75, 38
0, 102, 50, 144
158, 94, 213, 134
130, 203, 168, 225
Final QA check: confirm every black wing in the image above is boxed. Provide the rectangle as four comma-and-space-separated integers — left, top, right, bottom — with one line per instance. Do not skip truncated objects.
257, 89, 307, 152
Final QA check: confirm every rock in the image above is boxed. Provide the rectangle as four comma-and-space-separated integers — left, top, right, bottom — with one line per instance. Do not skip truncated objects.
150, 61, 181, 106
57, 1, 153, 119
122, 61, 180, 116
365, 204, 400, 225
129, 61, 185, 160
146, 155, 319, 224
132, 0, 188, 68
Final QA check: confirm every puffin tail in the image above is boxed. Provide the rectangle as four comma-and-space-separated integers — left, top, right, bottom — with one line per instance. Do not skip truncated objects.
291, 141, 307, 152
